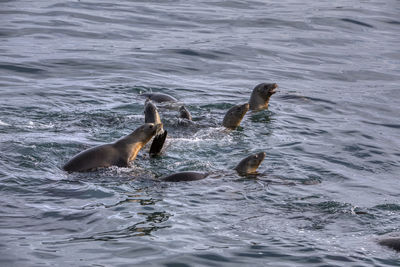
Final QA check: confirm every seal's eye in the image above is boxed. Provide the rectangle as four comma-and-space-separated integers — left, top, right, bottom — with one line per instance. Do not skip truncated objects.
149, 125, 153, 129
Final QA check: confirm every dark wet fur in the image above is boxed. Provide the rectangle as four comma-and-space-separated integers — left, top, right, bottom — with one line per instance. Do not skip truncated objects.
379, 238, 400, 252
179, 106, 192, 120
149, 130, 167, 157
140, 93, 177, 103
161, 171, 209, 182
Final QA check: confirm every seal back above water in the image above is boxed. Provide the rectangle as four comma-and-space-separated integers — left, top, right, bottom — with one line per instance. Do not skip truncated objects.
378, 237, 400, 252
161, 171, 209, 182
63, 123, 161, 172
161, 152, 266, 182
140, 93, 177, 103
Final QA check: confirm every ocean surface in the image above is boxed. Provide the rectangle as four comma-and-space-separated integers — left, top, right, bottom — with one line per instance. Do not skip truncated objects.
1, 0, 400, 266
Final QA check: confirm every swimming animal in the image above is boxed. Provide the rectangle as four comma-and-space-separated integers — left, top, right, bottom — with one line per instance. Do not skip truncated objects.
378, 237, 400, 252
162, 171, 208, 182
161, 152, 266, 182
249, 83, 278, 111
234, 152, 266, 175
179, 105, 192, 120
222, 103, 249, 129
140, 93, 177, 103
63, 123, 161, 172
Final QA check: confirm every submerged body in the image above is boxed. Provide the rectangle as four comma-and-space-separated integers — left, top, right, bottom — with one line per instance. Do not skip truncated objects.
379, 237, 400, 252
222, 103, 249, 129
63, 123, 160, 172
162, 152, 266, 182
162, 171, 209, 182
140, 93, 177, 103
249, 83, 278, 111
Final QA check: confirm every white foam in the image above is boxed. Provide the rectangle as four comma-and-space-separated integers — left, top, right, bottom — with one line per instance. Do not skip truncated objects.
126, 114, 144, 119
169, 128, 233, 150
0, 120, 10, 126
25, 121, 55, 129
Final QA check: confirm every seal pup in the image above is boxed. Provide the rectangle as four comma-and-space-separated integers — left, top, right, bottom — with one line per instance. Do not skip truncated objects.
179, 105, 192, 120
161, 152, 266, 182
140, 93, 177, 103
144, 100, 167, 157
234, 152, 266, 175
378, 237, 400, 252
249, 83, 278, 111
63, 123, 161, 172
222, 103, 249, 129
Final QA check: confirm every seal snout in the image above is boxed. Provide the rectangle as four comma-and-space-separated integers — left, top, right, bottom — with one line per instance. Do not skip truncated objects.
256, 152, 266, 161
269, 83, 278, 94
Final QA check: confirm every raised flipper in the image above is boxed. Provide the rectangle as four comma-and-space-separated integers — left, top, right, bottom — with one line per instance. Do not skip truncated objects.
149, 130, 168, 157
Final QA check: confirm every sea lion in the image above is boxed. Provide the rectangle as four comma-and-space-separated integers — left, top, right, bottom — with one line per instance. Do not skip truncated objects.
249, 83, 278, 111
162, 171, 209, 182
140, 93, 177, 103
179, 105, 192, 120
222, 103, 249, 129
144, 100, 167, 157
63, 123, 161, 172
144, 99, 162, 124
234, 152, 266, 175
379, 237, 400, 252
161, 152, 266, 182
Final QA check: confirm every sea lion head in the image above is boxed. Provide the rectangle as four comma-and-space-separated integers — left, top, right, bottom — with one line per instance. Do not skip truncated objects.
255, 83, 278, 98
134, 123, 162, 143
113, 122, 164, 163
249, 83, 278, 111
234, 152, 266, 175
179, 105, 192, 120
144, 100, 161, 124
222, 103, 250, 129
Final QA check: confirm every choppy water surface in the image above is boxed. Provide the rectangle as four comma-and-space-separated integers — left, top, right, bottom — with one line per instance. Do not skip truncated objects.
1, 0, 400, 266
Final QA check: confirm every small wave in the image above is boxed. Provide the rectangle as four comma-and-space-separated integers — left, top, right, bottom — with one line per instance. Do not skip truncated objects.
341, 18, 373, 28
0, 120, 10, 126
0, 64, 46, 74
361, 120, 400, 129
374, 203, 400, 211
25, 121, 55, 129
167, 49, 222, 60
385, 20, 400, 25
